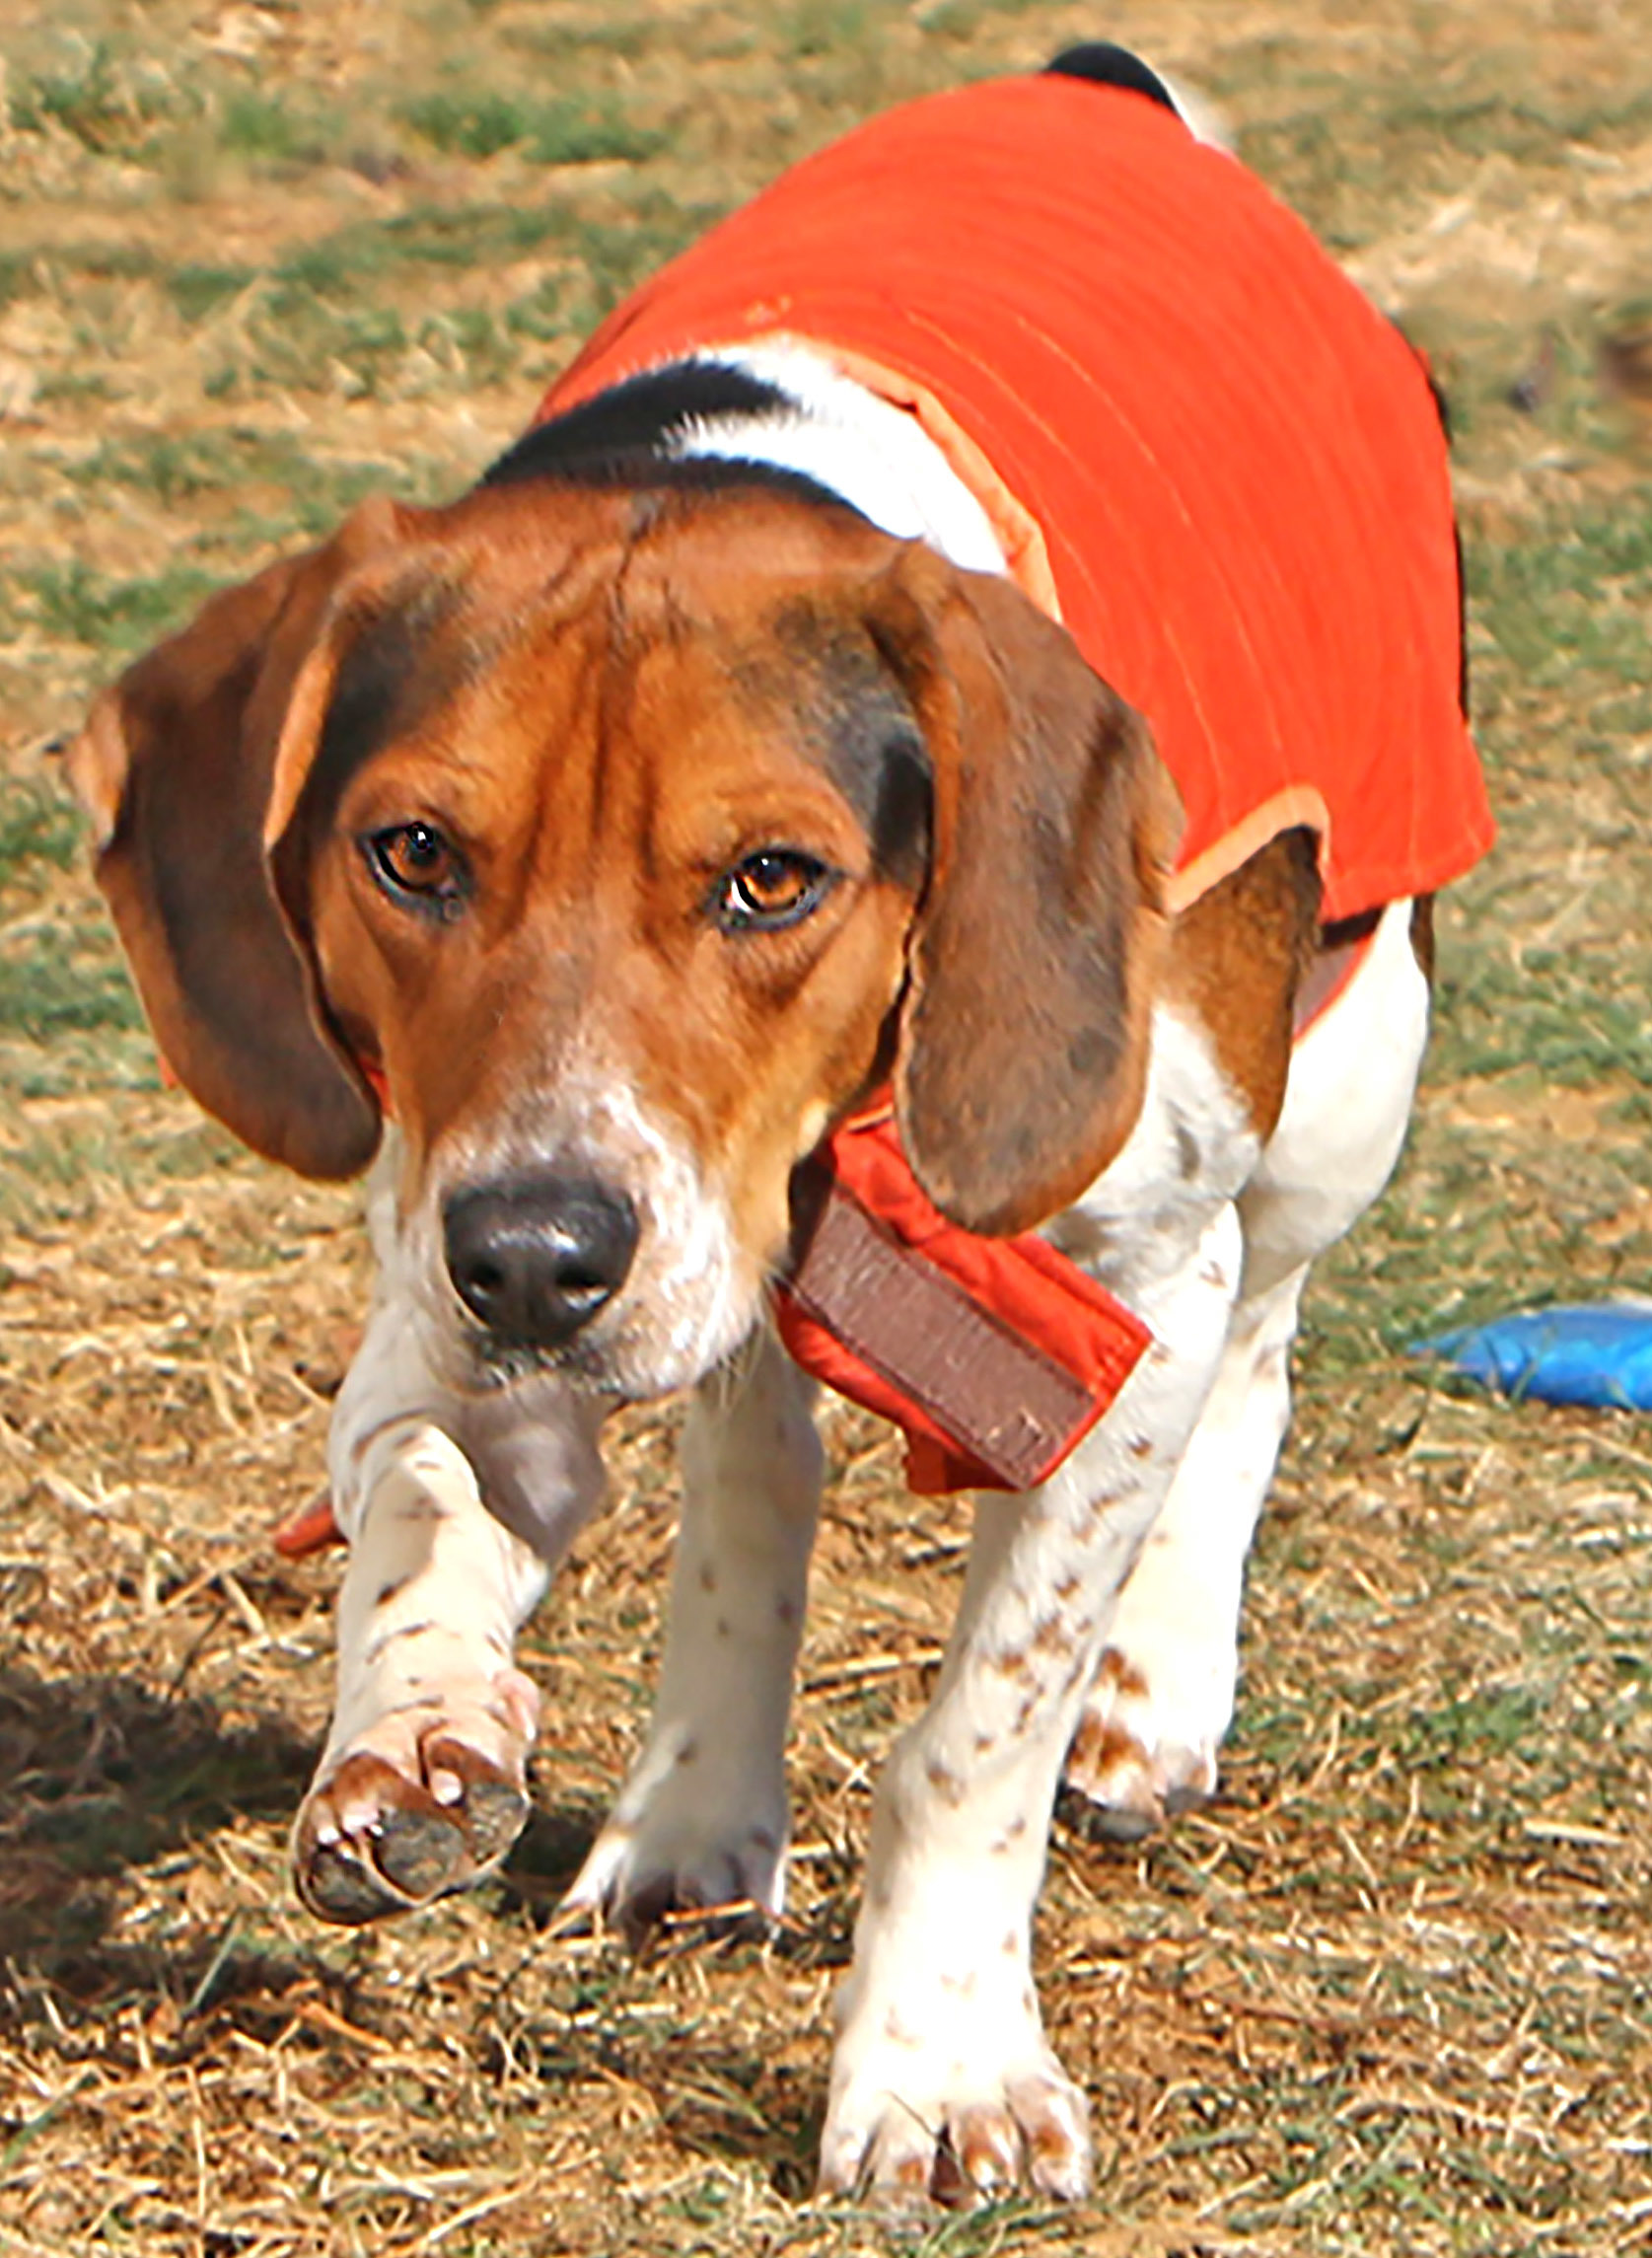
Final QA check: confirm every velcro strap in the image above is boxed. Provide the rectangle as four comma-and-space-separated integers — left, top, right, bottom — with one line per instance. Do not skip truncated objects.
774, 1107, 1151, 1493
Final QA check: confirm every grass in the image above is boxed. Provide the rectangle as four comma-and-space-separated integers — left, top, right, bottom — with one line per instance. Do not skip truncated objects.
398, 86, 660, 167
2, 0, 1652, 2253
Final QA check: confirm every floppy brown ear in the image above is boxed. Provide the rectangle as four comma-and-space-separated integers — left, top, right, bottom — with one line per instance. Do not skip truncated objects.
63, 500, 407, 1180
871, 553, 1184, 1237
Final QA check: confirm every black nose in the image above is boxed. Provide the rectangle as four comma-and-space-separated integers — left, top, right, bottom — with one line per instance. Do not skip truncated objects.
443, 1178, 639, 1349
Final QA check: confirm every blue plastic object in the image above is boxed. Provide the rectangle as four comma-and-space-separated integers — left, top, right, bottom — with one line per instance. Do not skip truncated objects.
1419, 1301, 1652, 1411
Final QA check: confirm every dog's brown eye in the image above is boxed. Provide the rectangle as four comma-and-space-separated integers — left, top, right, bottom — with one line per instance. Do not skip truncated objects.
364, 822, 467, 914
716, 850, 833, 933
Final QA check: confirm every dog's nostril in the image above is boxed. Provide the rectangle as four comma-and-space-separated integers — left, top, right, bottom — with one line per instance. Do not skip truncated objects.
443, 1177, 639, 1350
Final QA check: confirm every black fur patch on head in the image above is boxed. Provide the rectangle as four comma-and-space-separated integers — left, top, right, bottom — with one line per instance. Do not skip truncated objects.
290, 580, 468, 848
1043, 42, 1182, 117
821, 692, 932, 891
769, 611, 933, 889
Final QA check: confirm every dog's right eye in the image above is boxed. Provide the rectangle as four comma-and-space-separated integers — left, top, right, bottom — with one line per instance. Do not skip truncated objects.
363, 823, 467, 917
714, 849, 834, 933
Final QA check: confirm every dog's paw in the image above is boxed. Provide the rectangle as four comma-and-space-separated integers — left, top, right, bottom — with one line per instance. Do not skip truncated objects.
293, 1670, 539, 1925
819, 1987, 1091, 2205
560, 1728, 786, 1940
1060, 1643, 1222, 1842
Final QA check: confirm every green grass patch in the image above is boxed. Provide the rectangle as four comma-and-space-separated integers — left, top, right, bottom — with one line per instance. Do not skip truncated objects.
7, 558, 219, 658
166, 261, 258, 323
399, 86, 658, 166
1470, 491, 1652, 688
0, 931, 140, 1044
502, 14, 666, 64
215, 88, 345, 169
7, 40, 185, 157
268, 197, 581, 297
0, 777, 82, 884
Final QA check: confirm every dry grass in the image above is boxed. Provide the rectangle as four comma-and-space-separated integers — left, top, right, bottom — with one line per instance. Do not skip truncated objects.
4, 2, 1652, 2252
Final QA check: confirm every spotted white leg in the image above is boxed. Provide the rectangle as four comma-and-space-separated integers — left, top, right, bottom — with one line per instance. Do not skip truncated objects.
819, 1197, 1244, 2204
293, 1420, 554, 1921
1067, 896, 1432, 1838
565, 1321, 824, 1931
294, 1142, 608, 1924
1065, 1261, 1307, 1835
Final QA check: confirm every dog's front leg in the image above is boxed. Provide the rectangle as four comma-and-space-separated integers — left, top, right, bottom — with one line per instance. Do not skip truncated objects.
294, 1149, 607, 1924
819, 1200, 1243, 2203
294, 1418, 556, 1922
565, 1322, 823, 1931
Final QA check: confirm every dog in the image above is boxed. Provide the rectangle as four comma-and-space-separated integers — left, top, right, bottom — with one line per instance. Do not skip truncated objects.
67, 46, 1491, 2204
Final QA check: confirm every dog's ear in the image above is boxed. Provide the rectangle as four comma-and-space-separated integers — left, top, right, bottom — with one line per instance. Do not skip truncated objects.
869, 551, 1183, 1236
64, 499, 410, 1180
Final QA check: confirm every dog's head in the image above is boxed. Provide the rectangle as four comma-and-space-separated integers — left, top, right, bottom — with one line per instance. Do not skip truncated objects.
68, 478, 1180, 1398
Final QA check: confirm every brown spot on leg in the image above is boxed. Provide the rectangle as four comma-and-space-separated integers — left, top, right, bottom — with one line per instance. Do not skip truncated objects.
1091, 1646, 1149, 1703
1032, 1612, 1077, 1660
924, 1758, 965, 1806
1067, 1710, 1143, 1784
1061, 1701, 1165, 1843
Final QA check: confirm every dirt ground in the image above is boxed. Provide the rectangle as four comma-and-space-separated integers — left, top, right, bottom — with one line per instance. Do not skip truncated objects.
3, 2, 1652, 2253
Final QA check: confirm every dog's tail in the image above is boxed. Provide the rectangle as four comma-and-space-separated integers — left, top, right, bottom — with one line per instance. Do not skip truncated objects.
1043, 40, 1231, 152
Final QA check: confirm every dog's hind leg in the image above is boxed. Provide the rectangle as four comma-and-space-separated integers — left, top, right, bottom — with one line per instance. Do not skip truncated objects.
563, 1322, 823, 1932
1064, 896, 1432, 1837
1063, 1259, 1308, 1835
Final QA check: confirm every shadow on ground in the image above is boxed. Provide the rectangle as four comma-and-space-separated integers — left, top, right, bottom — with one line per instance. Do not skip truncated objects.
0, 1665, 317, 1974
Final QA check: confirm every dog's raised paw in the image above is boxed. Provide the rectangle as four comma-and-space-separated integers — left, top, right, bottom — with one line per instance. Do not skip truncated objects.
293, 1684, 537, 1924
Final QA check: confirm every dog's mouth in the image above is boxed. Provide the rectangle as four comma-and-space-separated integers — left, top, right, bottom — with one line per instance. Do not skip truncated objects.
433, 1244, 759, 1406
461, 1321, 617, 1395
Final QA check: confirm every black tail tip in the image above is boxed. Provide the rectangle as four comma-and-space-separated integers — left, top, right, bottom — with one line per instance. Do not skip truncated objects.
1043, 42, 1181, 118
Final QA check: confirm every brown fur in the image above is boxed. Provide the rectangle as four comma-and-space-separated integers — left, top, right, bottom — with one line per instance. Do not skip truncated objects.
1161, 826, 1322, 1141
65, 500, 407, 1178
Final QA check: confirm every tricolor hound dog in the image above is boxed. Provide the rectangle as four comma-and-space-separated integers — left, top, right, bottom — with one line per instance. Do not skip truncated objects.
69, 47, 1491, 2204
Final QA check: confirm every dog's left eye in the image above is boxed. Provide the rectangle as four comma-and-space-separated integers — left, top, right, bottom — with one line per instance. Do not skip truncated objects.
364, 823, 467, 915
715, 850, 833, 933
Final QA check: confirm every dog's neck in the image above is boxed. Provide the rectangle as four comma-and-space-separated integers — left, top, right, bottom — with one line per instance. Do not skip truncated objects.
667, 343, 1009, 576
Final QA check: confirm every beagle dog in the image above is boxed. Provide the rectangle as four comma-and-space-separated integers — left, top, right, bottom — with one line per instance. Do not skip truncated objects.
69, 48, 1491, 2205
